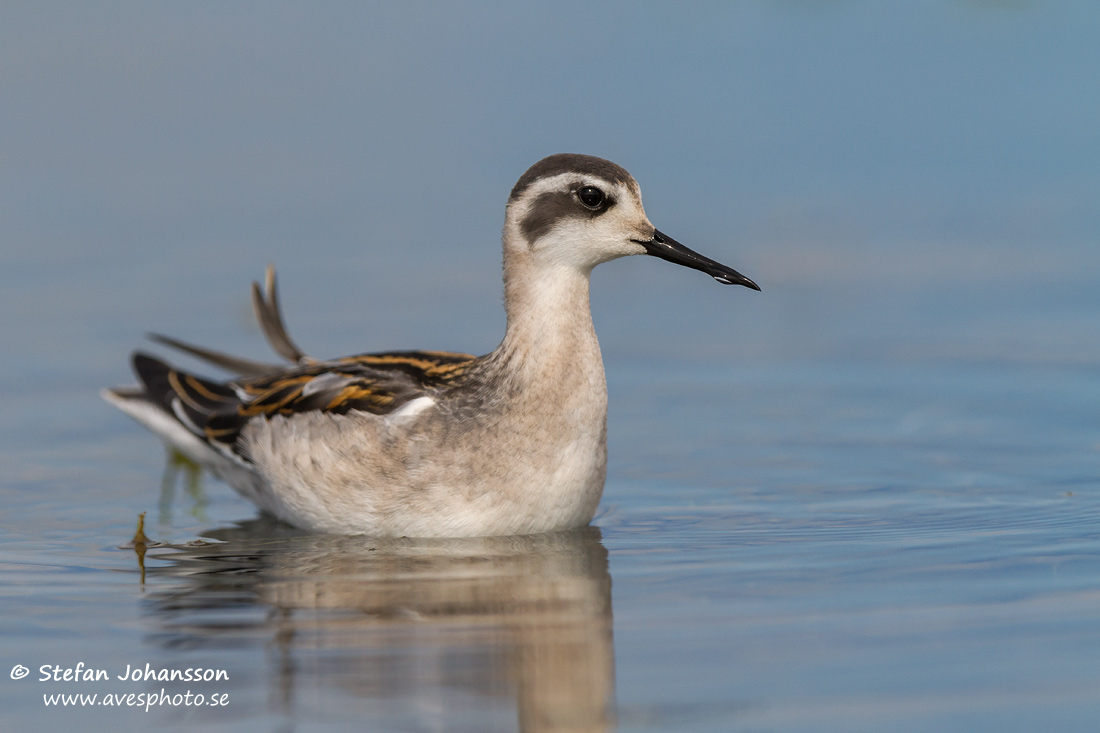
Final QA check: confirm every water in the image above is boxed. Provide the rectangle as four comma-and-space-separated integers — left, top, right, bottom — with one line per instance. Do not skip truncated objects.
3, 4, 1100, 732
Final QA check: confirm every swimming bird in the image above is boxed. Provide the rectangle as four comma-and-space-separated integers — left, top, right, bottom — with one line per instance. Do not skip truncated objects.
103, 154, 759, 537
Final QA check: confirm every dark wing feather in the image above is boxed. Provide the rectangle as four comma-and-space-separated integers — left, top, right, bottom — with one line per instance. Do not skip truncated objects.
147, 333, 284, 377
132, 349, 477, 460
250, 265, 313, 364
149, 265, 314, 377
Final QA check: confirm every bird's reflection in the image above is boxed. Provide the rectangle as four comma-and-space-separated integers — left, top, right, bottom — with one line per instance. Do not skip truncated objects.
141, 518, 615, 732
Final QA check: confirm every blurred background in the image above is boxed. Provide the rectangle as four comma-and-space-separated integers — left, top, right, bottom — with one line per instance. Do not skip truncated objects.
2, 3, 1099, 731
3, 1, 1097, 374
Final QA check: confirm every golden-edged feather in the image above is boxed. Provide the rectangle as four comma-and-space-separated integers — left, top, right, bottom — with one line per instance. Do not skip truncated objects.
129, 265, 475, 458
134, 349, 475, 456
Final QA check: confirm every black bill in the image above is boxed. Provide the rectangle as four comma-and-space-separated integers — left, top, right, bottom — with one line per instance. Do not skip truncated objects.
634, 229, 760, 290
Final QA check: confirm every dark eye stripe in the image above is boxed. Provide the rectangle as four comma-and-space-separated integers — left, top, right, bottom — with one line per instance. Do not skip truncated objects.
519, 190, 616, 243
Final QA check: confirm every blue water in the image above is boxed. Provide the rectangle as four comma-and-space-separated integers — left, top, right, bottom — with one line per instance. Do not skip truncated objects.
3, 4, 1100, 732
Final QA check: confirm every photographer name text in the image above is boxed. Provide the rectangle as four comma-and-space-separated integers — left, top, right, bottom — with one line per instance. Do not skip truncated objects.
37, 663, 227, 683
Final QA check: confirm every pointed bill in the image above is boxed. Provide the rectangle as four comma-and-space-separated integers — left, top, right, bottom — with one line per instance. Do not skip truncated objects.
635, 229, 760, 290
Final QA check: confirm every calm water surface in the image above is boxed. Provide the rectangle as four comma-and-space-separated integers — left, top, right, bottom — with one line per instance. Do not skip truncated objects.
3, 318, 1098, 731
3, 4, 1100, 732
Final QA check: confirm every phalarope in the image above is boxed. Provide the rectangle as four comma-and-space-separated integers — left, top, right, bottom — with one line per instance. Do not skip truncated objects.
104, 154, 759, 537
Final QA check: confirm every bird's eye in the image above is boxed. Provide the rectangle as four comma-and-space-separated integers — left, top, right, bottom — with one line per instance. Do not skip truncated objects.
577, 186, 605, 209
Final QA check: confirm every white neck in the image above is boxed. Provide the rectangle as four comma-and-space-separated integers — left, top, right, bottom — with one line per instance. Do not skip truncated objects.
494, 251, 601, 384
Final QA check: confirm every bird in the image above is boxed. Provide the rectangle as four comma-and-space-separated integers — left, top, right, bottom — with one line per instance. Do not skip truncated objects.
103, 154, 759, 537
